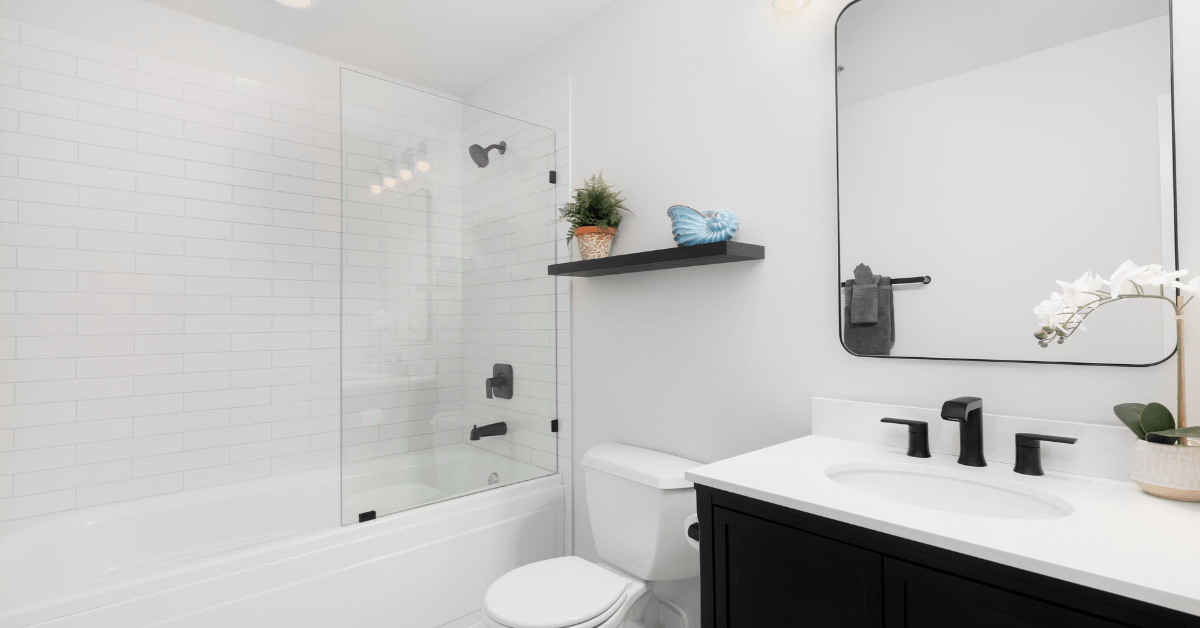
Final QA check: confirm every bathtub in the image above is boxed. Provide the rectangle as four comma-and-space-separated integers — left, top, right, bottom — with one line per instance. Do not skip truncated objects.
0, 445, 563, 627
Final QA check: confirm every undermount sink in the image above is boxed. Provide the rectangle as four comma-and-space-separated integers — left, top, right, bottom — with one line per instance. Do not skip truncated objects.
825, 462, 1073, 520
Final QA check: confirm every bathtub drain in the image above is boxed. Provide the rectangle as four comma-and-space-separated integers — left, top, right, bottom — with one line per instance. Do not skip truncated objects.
488, 472, 500, 485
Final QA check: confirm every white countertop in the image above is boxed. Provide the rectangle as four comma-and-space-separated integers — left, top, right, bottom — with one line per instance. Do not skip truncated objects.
685, 435, 1200, 616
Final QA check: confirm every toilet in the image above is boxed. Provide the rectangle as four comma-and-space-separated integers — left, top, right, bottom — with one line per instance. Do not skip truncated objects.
482, 443, 702, 628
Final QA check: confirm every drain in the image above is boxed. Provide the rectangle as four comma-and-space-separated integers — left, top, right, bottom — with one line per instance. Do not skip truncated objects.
488, 472, 500, 485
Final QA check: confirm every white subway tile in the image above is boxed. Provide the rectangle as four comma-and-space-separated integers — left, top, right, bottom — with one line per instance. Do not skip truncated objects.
19, 67, 136, 109
77, 354, 183, 378
76, 472, 182, 507
231, 367, 308, 389
230, 400, 309, 426
0, 131, 78, 161
271, 415, 337, 439
134, 294, 229, 315
229, 332, 309, 352
78, 271, 183, 295
0, 108, 16, 132
184, 84, 270, 118
184, 350, 271, 372
134, 254, 229, 277
184, 314, 270, 334
136, 333, 229, 355
138, 54, 231, 92
78, 145, 185, 177
271, 448, 336, 474
272, 139, 338, 166
134, 371, 228, 396
183, 387, 271, 411
1, 401, 75, 428
0, 312, 76, 335
0, 357, 74, 383
20, 111, 135, 149
16, 292, 134, 314
183, 459, 269, 489
0, 17, 19, 42
232, 260, 311, 281
137, 213, 231, 239
13, 460, 131, 496
16, 376, 132, 404
186, 161, 272, 189
78, 314, 183, 336
75, 433, 180, 464
273, 174, 338, 199
184, 122, 271, 154
79, 102, 183, 137
79, 188, 186, 216
183, 200, 272, 227
19, 202, 132, 233
271, 103, 338, 133
78, 59, 183, 99
0, 40, 75, 76
0, 444, 74, 474
15, 418, 131, 449
133, 409, 228, 436
19, 156, 135, 190
137, 132, 232, 165
0, 222, 76, 249
233, 186, 312, 213
0, 489, 74, 521
231, 296, 310, 315
76, 393, 182, 421
231, 77, 310, 110
0, 175, 77, 204
184, 276, 271, 296
20, 23, 135, 68
233, 113, 311, 144
136, 173, 231, 202
229, 434, 308, 463
184, 423, 270, 450
232, 150, 311, 177
184, 234, 273, 259
138, 93, 231, 128
17, 335, 134, 359
79, 229, 183, 255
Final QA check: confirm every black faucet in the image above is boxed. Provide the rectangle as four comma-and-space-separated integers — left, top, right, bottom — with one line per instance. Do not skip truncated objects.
1014, 433, 1077, 476
470, 422, 507, 441
880, 418, 931, 458
941, 396, 986, 467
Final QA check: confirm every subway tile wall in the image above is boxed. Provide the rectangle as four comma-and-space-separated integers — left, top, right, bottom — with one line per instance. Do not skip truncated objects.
0, 18, 346, 522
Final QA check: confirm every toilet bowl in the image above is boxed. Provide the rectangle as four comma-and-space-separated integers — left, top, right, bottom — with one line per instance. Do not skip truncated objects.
481, 444, 703, 628
481, 557, 648, 628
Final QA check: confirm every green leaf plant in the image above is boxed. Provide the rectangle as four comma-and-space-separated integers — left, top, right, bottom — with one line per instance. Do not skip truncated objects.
1111, 402, 1200, 444
556, 173, 631, 243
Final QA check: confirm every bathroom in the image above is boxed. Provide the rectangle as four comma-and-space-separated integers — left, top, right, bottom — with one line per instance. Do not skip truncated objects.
0, 0, 1197, 626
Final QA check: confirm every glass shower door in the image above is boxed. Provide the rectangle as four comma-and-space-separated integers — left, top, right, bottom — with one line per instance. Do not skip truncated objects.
339, 70, 558, 524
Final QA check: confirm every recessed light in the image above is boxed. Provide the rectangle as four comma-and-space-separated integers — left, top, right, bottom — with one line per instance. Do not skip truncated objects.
399, 170, 413, 181
384, 177, 396, 188
417, 161, 430, 172
274, 0, 322, 10
370, 184, 382, 195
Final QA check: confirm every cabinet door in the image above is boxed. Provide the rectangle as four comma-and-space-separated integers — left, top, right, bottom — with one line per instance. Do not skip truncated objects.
883, 558, 1126, 628
713, 507, 883, 627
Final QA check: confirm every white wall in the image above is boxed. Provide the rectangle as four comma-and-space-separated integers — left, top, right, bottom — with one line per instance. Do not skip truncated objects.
839, 16, 1171, 362
463, 0, 1200, 579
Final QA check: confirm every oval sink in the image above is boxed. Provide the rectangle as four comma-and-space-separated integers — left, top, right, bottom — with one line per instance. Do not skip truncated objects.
824, 462, 1073, 520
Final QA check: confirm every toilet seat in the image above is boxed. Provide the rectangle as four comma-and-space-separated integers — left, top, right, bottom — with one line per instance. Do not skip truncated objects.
482, 557, 645, 628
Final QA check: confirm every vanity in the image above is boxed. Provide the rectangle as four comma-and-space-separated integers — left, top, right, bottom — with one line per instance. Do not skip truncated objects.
686, 399, 1200, 627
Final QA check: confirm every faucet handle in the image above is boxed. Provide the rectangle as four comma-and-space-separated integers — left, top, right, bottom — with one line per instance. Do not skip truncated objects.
1014, 433, 1077, 476
881, 418, 931, 458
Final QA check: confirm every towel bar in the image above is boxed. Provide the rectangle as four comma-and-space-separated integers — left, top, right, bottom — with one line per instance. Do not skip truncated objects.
840, 275, 930, 287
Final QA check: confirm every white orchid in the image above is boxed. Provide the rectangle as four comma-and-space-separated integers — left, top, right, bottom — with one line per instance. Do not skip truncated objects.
1055, 271, 1106, 311
1108, 260, 1151, 296
1133, 264, 1188, 287
1172, 276, 1200, 295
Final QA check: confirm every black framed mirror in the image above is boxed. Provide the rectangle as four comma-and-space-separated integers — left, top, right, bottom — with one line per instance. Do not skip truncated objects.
836, 0, 1178, 366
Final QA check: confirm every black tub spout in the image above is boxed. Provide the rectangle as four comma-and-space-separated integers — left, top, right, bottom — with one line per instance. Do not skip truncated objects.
470, 422, 507, 441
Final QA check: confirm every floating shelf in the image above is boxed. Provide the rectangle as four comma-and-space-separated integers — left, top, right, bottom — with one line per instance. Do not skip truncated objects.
548, 241, 765, 277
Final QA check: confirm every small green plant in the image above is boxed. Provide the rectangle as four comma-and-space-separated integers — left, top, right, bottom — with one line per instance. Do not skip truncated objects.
1113, 402, 1200, 443
557, 173, 631, 242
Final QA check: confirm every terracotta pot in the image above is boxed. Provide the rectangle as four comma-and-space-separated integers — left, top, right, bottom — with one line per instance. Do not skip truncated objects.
574, 226, 616, 260
1129, 439, 1200, 501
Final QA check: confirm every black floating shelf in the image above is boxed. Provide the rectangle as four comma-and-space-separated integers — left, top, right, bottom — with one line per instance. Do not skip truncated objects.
548, 240, 765, 277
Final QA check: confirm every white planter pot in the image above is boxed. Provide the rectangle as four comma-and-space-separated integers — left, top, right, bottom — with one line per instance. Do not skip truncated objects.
1129, 439, 1200, 501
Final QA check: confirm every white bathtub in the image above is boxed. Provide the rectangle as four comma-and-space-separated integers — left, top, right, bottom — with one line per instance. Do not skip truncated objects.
0, 446, 563, 627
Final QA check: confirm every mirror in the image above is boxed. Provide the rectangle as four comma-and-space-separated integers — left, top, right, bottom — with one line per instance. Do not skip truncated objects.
836, 0, 1176, 365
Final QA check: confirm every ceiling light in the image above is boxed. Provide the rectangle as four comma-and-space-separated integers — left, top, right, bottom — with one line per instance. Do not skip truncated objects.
273, 0, 322, 10
384, 177, 396, 188
417, 161, 430, 172
399, 170, 413, 181
773, 0, 810, 10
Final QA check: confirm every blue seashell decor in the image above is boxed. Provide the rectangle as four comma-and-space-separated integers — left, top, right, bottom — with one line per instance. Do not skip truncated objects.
667, 205, 739, 247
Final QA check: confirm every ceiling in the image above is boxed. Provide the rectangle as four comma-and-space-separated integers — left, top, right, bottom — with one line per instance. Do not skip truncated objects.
836, 0, 1169, 106
140, 0, 614, 96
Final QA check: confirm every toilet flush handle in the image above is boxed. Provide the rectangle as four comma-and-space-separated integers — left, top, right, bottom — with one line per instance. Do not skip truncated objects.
684, 514, 700, 551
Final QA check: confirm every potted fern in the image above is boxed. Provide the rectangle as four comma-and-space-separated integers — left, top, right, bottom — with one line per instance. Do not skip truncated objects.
557, 173, 630, 260
1032, 261, 1200, 501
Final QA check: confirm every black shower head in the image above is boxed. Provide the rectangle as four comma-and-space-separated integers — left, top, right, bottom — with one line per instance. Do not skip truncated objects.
468, 141, 506, 168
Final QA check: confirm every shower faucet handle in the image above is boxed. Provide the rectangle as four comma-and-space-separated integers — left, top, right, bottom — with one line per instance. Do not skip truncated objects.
485, 364, 514, 400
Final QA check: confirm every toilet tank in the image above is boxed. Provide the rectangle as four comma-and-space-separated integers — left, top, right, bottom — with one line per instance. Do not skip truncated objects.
581, 443, 702, 582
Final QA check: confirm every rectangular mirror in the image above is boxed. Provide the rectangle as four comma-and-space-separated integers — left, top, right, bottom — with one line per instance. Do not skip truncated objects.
836, 0, 1177, 365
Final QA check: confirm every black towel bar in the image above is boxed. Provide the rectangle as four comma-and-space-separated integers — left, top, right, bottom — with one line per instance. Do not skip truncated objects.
840, 275, 930, 287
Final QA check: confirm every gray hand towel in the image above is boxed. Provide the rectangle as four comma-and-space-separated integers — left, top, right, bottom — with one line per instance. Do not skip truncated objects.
843, 276, 894, 356
850, 263, 878, 324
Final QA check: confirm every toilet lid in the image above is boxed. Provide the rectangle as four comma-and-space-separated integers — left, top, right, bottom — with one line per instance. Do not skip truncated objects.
484, 557, 629, 628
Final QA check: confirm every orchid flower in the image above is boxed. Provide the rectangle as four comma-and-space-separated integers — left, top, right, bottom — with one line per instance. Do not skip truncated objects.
1108, 260, 1151, 296
1134, 264, 1188, 287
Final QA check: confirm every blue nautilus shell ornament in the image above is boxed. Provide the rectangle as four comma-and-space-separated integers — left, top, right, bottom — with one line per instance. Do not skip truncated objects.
667, 205, 739, 247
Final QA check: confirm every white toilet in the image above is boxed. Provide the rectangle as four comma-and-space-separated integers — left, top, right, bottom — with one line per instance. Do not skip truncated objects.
481, 443, 702, 628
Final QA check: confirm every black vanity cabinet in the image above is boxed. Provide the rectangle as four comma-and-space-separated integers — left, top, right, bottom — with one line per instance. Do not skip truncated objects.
697, 486, 1198, 628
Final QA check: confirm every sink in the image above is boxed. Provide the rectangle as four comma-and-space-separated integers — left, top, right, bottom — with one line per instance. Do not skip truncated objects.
825, 462, 1073, 520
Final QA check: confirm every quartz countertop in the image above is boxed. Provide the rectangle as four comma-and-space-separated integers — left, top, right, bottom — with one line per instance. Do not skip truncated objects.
685, 435, 1200, 616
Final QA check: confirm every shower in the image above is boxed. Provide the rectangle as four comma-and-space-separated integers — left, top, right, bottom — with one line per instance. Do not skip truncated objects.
468, 141, 506, 168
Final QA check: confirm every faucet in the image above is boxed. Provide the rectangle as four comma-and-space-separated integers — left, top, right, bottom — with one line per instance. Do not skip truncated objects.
941, 396, 986, 467
470, 422, 507, 441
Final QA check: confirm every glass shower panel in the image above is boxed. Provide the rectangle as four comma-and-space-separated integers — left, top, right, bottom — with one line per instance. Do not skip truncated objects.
339, 70, 557, 524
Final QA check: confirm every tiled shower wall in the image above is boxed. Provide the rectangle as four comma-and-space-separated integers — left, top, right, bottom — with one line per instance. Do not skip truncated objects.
0, 18, 346, 522
339, 92, 467, 469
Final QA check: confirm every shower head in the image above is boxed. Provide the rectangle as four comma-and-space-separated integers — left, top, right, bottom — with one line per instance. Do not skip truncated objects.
468, 141, 506, 168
